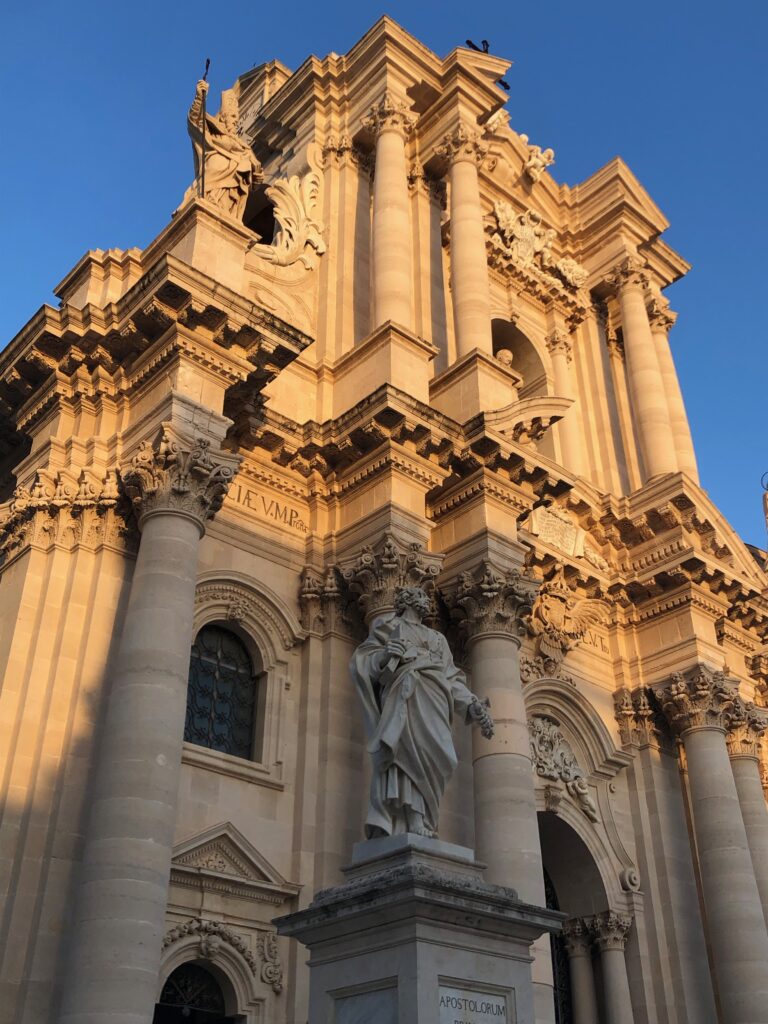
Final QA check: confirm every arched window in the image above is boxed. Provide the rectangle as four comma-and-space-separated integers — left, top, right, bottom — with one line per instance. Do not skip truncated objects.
153, 962, 236, 1023
185, 625, 259, 761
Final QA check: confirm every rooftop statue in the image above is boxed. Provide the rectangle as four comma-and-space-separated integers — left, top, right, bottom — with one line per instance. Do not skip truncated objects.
350, 586, 494, 839
187, 79, 263, 220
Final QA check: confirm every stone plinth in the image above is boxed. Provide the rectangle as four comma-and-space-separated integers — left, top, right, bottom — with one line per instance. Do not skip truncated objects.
430, 350, 522, 422
275, 835, 563, 1024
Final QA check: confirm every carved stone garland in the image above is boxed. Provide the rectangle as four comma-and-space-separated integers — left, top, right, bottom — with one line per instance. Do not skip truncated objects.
528, 714, 599, 823
162, 918, 284, 993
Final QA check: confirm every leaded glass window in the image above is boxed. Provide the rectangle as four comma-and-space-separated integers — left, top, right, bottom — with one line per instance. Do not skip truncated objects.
185, 625, 258, 760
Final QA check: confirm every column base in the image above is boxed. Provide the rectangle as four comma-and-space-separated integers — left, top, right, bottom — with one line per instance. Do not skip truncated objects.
275, 834, 563, 1024
430, 350, 522, 421
331, 321, 438, 417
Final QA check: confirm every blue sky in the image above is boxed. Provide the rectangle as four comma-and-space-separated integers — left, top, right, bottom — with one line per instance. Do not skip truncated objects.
2, 0, 766, 545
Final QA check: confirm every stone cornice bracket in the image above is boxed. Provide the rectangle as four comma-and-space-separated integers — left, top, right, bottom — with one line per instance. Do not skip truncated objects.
725, 700, 768, 760
545, 328, 573, 363
562, 917, 591, 956
121, 424, 242, 533
588, 910, 633, 952
336, 533, 443, 624
436, 123, 488, 166
654, 665, 741, 737
361, 92, 416, 139
443, 560, 538, 646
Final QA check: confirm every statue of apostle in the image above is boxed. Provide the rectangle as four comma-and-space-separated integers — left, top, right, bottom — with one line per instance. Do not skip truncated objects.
350, 586, 494, 839
187, 80, 263, 221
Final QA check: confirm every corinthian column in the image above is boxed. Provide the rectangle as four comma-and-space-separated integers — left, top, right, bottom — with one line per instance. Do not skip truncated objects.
437, 124, 493, 358
726, 700, 768, 926
647, 298, 699, 481
656, 668, 768, 1024
562, 918, 599, 1024
589, 912, 635, 1024
363, 93, 416, 331
58, 425, 241, 1024
446, 562, 556, 1023
611, 257, 677, 479
545, 329, 583, 475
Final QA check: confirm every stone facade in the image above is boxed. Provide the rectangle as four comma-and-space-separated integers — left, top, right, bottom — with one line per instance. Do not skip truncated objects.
0, 16, 766, 1024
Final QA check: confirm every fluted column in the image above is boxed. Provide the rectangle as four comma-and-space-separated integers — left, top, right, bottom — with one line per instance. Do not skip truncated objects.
726, 700, 768, 927
58, 425, 241, 1024
589, 912, 635, 1024
562, 919, 599, 1024
647, 299, 698, 481
363, 93, 415, 331
545, 329, 583, 475
611, 257, 677, 479
656, 668, 768, 1024
437, 124, 493, 358
447, 561, 556, 1023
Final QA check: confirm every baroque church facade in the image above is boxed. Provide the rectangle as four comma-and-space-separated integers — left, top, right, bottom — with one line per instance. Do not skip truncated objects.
0, 16, 767, 1024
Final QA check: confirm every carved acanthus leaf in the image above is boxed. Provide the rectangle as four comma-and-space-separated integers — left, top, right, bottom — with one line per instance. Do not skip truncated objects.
248, 172, 326, 270
445, 560, 538, 643
654, 666, 741, 736
337, 533, 443, 624
588, 911, 633, 951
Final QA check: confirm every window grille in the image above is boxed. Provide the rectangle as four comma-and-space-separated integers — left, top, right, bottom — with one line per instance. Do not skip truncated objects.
185, 625, 257, 760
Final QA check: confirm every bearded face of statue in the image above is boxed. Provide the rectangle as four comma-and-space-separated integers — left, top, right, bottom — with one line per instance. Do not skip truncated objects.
395, 586, 431, 620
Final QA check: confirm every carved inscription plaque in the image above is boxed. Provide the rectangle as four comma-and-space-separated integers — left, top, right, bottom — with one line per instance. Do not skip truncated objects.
439, 986, 511, 1024
228, 482, 309, 533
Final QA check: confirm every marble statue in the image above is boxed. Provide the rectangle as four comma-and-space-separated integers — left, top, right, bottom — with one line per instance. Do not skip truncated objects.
350, 586, 494, 839
187, 80, 263, 220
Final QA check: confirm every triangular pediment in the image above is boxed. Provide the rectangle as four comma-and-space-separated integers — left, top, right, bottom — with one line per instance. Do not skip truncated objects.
171, 822, 300, 904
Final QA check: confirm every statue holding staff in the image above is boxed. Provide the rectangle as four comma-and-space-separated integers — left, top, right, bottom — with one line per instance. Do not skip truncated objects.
350, 586, 494, 839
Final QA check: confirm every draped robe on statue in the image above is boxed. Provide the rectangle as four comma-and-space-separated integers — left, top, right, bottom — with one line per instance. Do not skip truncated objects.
351, 613, 476, 837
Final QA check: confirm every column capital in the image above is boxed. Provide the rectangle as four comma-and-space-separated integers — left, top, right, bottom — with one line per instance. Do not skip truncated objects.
441, 559, 538, 645
337, 532, 443, 623
608, 254, 650, 291
654, 665, 741, 738
646, 296, 677, 332
362, 92, 416, 139
588, 910, 632, 952
562, 917, 592, 957
436, 122, 488, 166
726, 700, 768, 760
545, 328, 573, 363
121, 423, 241, 533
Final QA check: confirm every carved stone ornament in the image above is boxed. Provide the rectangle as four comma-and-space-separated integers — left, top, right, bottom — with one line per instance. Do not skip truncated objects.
445, 560, 539, 644
526, 504, 609, 573
614, 687, 664, 748
528, 714, 599, 822
162, 918, 257, 975
0, 468, 133, 565
256, 931, 284, 994
436, 123, 488, 165
362, 92, 416, 138
186, 80, 263, 221
337, 533, 443, 624
562, 917, 592, 956
519, 134, 555, 183
588, 911, 633, 952
248, 172, 326, 270
725, 699, 768, 760
121, 424, 241, 530
654, 666, 741, 737
486, 202, 588, 294
526, 564, 610, 674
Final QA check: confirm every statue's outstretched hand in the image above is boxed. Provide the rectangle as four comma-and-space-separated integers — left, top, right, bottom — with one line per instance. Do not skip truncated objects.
469, 696, 495, 739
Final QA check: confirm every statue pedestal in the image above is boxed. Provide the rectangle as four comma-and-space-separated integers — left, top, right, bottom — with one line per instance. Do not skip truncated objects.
275, 834, 563, 1024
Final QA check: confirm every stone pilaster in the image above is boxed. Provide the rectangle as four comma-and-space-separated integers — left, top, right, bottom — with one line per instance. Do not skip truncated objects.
655, 666, 768, 1024
363, 93, 416, 331
437, 123, 493, 358
610, 256, 676, 480
562, 918, 599, 1024
646, 298, 699, 481
588, 912, 635, 1024
545, 328, 582, 475
726, 700, 768, 927
58, 426, 241, 1024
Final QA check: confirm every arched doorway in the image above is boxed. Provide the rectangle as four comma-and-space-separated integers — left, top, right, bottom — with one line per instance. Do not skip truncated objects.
153, 963, 241, 1023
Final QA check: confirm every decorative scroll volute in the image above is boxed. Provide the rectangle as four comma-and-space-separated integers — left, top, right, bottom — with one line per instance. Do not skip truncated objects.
436, 123, 488, 165
337, 533, 443, 624
121, 424, 242, 531
588, 910, 633, 952
362, 92, 416, 138
248, 173, 326, 270
654, 666, 740, 736
444, 560, 538, 644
